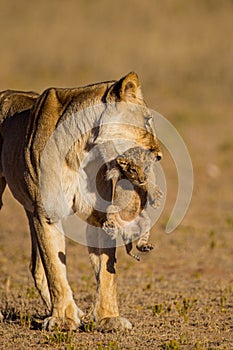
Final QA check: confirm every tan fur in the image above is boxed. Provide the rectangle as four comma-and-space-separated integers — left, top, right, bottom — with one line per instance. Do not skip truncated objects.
103, 146, 163, 260
0, 73, 162, 331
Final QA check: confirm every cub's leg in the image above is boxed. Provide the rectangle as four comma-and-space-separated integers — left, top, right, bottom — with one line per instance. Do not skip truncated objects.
30, 214, 84, 330
26, 211, 51, 309
136, 211, 154, 252
136, 230, 154, 252
87, 227, 132, 331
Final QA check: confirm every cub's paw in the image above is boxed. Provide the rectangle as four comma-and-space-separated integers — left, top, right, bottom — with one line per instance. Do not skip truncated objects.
102, 218, 123, 239
102, 220, 117, 236
149, 186, 163, 208
97, 316, 132, 332
136, 242, 154, 252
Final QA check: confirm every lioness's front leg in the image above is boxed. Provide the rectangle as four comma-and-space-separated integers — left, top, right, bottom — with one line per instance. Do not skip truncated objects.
87, 228, 132, 331
31, 215, 84, 330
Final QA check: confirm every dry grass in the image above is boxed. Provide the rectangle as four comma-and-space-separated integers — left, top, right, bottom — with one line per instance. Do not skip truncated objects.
0, 0, 233, 349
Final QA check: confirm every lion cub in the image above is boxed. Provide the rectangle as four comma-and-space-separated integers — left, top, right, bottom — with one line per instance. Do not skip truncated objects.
103, 147, 162, 260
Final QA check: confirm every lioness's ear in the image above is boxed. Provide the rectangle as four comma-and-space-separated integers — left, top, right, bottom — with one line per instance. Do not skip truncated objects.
108, 72, 143, 102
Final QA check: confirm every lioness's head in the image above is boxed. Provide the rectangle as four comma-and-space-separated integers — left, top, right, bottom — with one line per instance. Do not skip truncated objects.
94, 72, 162, 161
93, 72, 162, 192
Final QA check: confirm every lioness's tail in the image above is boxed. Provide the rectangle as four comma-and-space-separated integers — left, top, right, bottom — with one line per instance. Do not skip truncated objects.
0, 90, 39, 126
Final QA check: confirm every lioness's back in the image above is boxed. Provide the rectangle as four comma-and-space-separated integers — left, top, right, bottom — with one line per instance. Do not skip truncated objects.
0, 90, 39, 126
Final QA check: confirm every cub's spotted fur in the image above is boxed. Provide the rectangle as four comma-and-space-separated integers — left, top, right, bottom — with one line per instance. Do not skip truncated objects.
104, 146, 162, 260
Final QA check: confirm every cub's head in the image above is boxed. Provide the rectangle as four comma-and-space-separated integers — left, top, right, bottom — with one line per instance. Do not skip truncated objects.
116, 146, 162, 187
116, 156, 147, 186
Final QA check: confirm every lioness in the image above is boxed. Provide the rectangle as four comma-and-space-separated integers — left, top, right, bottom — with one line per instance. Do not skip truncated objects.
0, 73, 162, 331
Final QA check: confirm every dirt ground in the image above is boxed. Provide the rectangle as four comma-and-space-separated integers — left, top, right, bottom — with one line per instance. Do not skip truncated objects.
0, 1, 232, 349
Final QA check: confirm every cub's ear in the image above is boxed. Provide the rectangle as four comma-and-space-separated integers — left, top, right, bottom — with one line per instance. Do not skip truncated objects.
116, 157, 129, 171
108, 72, 143, 102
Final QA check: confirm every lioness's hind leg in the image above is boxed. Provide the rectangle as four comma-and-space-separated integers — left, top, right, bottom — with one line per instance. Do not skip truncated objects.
0, 176, 6, 209
0, 176, 6, 320
29, 214, 83, 330
26, 211, 51, 310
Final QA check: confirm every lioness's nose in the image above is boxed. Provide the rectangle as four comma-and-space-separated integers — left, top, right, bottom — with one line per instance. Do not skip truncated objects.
156, 152, 162, 161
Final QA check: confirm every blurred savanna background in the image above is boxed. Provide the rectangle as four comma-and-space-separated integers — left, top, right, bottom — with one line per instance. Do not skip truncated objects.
0, 0, 232, 349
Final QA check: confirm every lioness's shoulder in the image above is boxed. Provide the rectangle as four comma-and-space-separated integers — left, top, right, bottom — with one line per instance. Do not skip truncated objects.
0, 90, 39, 124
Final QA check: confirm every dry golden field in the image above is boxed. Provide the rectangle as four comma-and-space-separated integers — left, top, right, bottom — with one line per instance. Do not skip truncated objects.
0, 0, 232, 349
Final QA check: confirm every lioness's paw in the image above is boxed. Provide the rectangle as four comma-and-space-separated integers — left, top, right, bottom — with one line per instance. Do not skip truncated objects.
42, 315, 81, 331
97, 316, 132, 332
136, 242, 154, 252
77, 307, 85, 319
42, 306, 84, 331
0, 311, 4, 322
